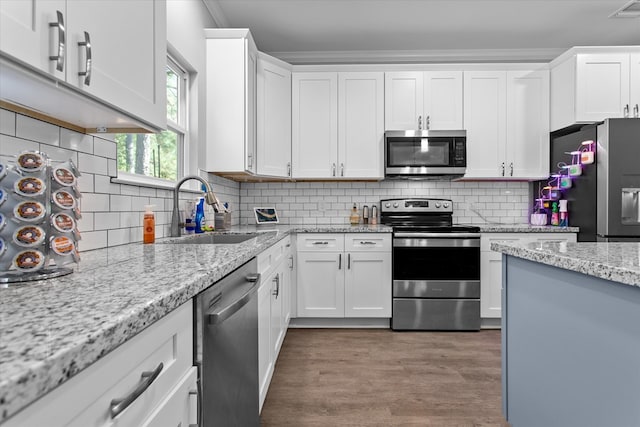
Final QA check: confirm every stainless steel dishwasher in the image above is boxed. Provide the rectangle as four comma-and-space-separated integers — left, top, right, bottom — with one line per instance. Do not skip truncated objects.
194, 258, 261, 427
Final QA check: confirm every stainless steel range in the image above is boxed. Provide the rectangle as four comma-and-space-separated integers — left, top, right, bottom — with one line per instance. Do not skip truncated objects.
380, 198, 481, 331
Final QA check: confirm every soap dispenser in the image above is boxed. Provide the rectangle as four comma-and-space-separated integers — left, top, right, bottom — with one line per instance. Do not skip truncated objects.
143, 205, 155, 244
349, 203, 359, 225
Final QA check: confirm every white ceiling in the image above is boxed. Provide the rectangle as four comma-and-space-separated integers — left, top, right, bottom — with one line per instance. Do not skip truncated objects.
203, 0, 640, 63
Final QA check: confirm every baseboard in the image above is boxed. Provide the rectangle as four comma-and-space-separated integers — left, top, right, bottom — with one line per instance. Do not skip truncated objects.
289, 317, 391, 328
481, 318, 502, 329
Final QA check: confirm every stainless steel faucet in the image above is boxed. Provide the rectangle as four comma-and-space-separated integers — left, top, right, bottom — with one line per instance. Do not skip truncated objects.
170, 175, 218, 237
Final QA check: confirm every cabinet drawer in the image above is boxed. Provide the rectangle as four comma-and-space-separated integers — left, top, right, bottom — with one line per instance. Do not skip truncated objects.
5, 302, 193, 427
345, 233, 391, 252
258, 236, 292, 276
297, 234, 344, 251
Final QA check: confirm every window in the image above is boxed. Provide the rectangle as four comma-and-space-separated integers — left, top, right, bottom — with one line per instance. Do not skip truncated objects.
115, 56, 187, 182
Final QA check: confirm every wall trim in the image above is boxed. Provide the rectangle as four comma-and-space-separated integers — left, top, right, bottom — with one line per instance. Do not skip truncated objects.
202, 0, 229, 28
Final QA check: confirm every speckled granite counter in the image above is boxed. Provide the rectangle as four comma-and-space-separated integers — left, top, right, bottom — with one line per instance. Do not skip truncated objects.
466, 224, 579, 233
0, 224, 391, 422
491, 241, 640, 287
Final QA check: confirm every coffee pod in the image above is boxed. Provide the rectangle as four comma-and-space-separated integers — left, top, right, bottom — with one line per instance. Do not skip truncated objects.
13, 249, 45, 272
52, 165, 77, 187
52, 189, 76, 210
13, 225, 45, 247
14, 200, 46, 223
14, 176, 46, 197
50, 235, 75, 256
51, 212, 76, 233
16, 151, 46, 173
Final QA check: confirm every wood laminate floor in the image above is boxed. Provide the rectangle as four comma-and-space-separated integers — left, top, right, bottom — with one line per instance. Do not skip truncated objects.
260, 329, 508, 427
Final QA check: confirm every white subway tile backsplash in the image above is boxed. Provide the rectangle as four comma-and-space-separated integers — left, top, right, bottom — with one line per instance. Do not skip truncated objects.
93, 137, 117, 159
110, 195, 132, 212
107, 159, 117, 177
77, 173, 94, 194
94, 175, 120, 194
81, 193, 110, 212
0, 134, 39, 155
94, 212, 120, 230
120, 185, 140, 196
40, 145, 78, 165
120, 212, 141, 228
16, 115, 59, 146
78, 231, 107, 251
108, 228, 133, 246
0, 109, 16, 136
78, 153, 108, 175
60, 128, 93, 154
77, 213, 94, 233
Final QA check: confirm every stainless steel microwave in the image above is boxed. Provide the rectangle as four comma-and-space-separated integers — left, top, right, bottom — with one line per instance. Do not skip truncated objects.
384, 130, 467, 178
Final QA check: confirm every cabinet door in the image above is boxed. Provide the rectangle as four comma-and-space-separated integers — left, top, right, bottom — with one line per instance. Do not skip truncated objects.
424, 71, 463, 130
338, 72, 384, 179
480, 250, 504, 319
257, 278, 273, 410
282, 252, 294, 325
631, 53, 640, 118
140, 367, 198, 427
296, 252, 344, 317
463, 71, 507, 178
384, 71, 424, 130
292, 72, 338, 178
65, 0, 166, 130
344, 252, 391, 318
270, 271, 284, 362
576, 53, 630, 122
0, 0, 66, 79
506, 70, 550, 179
257, 59, 291, 177
246, 46, 258, 173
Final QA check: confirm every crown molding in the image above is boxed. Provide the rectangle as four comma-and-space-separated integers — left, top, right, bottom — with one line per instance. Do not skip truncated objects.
202, 0, 229, 28
266, 48, 568, 65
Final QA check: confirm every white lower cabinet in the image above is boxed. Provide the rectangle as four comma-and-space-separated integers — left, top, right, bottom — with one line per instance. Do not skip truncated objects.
297, 233, 391, 318
480, 232, 577, 319
4, 301, 195, 427
257, 236, 294, 412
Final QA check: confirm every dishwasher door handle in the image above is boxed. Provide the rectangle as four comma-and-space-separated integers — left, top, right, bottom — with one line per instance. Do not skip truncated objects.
207, 273, 261, 325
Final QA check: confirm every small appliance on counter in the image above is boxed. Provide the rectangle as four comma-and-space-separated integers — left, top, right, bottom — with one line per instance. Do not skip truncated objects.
0, 150, 81, 284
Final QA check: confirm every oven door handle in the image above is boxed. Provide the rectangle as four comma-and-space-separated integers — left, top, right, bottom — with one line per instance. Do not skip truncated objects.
394, 232, 480, 238
394, 236, 480, 248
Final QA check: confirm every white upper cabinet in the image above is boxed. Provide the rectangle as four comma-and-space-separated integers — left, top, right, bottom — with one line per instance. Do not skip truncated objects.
292, 72, 338, 178
385, 71, 463, 130
464, 71, 507, 178
550, 47, 640, 131
338, 72, 384, 179
506, 70, 550, 179
292, 71, 383, 179
205, 29, 258, 174
0, 1, 66, 80
257, 54, 292, 178
0, 0, 166, 131
464, 68, 549, 180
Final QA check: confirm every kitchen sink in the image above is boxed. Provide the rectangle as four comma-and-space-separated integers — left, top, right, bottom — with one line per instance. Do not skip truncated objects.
162, 233, 259, 245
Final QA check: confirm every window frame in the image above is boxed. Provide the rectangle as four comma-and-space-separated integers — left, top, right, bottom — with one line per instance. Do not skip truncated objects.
113, 54, 190, 187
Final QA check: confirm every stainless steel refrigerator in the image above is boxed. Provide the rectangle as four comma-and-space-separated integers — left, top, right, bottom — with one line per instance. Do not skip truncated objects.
546, 118, 640, 242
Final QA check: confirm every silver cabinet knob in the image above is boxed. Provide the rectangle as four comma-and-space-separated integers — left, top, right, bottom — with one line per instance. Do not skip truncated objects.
435, 202, 441, 208
385, 203, 391, 208
393, 202, 399, 208
443, 202, 450, 208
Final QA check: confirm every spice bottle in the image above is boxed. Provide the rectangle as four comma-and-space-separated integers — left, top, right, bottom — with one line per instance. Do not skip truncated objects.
349, 204, 359, 225
362, 205, 369, 224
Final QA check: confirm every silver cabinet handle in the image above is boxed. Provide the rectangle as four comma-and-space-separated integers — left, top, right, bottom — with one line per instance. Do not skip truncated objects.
624, 104, 629, 118
272, 273, 279, 298
77, 31, 92, 86
247, 154, 253, 168
634, 104, 639, 118
338, 253, 342, 270
359, 241, 376, 245
332, 163, 336, 176
287, 162, 291, 177
49, 11, 65, 72
501, 162, 505, 176
340, 163, 344, 177
347, 253, 351, 269
418, 115, 422, 130
509, 162, 514, 176
288, 255, 294, 269
110, 362, 164, 418
312, 241, 329, 245
426, 115, 430, 130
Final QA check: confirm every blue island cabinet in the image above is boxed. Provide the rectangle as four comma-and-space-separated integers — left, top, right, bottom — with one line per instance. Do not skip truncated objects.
501, 255, 640, 427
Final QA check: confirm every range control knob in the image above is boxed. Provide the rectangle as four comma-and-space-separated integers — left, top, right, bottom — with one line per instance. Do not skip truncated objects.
443, 202, 450, 208
435, 202, 441, 208
393, 202, 399, 208
385, 203, 391, 208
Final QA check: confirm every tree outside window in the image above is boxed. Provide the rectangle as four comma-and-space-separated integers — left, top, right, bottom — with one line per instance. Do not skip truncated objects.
115, 58, 186, 181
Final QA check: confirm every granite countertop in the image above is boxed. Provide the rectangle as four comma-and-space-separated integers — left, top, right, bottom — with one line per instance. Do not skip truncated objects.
468, 224, 579, 233
0, 224, 392, 422
491, 241, 640, 288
